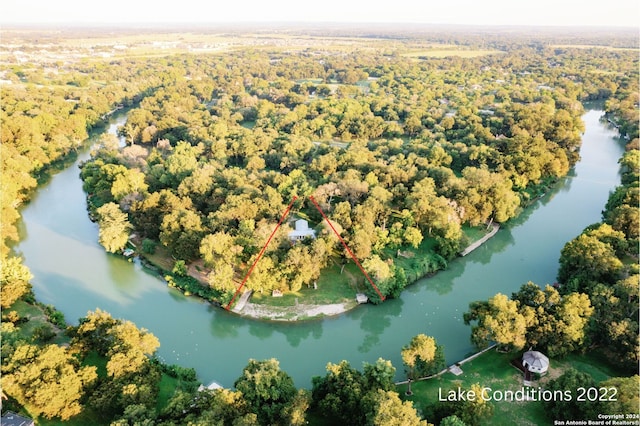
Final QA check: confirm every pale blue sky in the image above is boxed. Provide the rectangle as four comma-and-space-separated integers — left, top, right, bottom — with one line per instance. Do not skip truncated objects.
2, 0, 639, 27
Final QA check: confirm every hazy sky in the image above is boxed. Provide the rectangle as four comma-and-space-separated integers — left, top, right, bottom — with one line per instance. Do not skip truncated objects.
2, 0, 639, 27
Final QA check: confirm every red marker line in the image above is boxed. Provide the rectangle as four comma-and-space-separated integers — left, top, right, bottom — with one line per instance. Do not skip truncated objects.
308, 196, 385, 302
225, 196, 298, 310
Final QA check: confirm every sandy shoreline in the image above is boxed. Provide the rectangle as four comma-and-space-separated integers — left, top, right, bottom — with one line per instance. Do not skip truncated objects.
234, 301, 355, 321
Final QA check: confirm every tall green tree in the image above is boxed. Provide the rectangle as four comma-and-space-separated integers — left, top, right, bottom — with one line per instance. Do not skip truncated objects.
364, 389, 430, 426
2, 344, 97, 420
453, 383, 494, 426
544, 369, 601, 421
159, 208, 204, 260
558, 233, 624, 292
96, 202, 131, 253
599, 375, 640, 417
311, 359, 400, 426
0, 256, 32, 308
401, 334, 445, 394
464, 293, 532, 352
512, 283, 593, 357
234, 358, 303, 426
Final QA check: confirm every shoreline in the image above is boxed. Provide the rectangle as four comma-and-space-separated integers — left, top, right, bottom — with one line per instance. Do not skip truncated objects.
459, 223, 500, 256
232, 300, 357, 321
224, 225, 501, 321
137, 226, 502, 322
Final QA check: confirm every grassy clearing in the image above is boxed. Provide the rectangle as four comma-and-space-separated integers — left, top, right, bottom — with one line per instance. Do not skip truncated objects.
461, 224, 492, 243
251, 261, 362, 306
399, 349, 622, 426
83, 351, 108, 378
156, 374, 180, 413
383, 237, 441, 281
36, 409, 109, 426
8, 300, 69, 345
141, 243, 176, 272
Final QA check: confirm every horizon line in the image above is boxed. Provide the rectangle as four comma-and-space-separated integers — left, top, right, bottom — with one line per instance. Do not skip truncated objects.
1, 21, 638, 31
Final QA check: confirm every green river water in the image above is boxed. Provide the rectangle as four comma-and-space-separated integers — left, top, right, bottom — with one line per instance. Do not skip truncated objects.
15, 108, 625, 387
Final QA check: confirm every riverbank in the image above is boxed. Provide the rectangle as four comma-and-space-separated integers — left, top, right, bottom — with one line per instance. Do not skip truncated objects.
134, 225, 503, 322
459, 223, 499, 256
233, 300, 357, 321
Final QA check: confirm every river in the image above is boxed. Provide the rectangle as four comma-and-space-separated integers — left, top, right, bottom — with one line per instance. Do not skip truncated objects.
15, 108, 625, 387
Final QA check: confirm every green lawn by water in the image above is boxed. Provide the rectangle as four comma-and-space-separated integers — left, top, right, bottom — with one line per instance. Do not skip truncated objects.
251, 261, 363, 306
398, 349, 623, 426
252, 225, 492, 308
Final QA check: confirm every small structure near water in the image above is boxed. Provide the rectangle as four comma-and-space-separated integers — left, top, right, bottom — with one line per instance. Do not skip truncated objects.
522, 350, 549, 375
356, 293, 369, 304
198, 381, 223, 392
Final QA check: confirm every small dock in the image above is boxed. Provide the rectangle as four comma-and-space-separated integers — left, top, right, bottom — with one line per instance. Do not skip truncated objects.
449, 364, 463, 375
459, 223, 499, 256
232, 290, 252, 313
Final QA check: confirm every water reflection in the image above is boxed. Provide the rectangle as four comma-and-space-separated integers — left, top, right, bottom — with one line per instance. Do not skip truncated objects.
282, 320, 323, 347
209, 312, 241, 339
468, 227, 515, 266
350, 298, 403, 353
248, 320, 275, 340
419, 259, 465, 295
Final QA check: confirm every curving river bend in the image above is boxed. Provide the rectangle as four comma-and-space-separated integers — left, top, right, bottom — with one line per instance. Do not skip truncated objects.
16, 108, 625, 387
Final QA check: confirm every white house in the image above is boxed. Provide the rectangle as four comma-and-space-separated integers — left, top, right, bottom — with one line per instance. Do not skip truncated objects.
288, 219, 316, 242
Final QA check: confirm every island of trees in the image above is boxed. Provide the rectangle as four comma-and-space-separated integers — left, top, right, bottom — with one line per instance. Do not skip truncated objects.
1, 25, 638, 425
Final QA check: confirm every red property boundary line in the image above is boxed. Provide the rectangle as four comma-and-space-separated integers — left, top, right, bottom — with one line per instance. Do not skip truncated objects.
225, 196, 298, 310
309, 196, 385, 302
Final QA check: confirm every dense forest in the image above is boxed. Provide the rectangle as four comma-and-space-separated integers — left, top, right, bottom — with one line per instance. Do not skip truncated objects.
1, 27, 638, 425
77, 42, 637, 305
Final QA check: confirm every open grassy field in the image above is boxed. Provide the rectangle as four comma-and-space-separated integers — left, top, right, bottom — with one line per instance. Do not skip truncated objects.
9, 300, 69, 345
250, 261, 364, 306
398, 348, 626, 426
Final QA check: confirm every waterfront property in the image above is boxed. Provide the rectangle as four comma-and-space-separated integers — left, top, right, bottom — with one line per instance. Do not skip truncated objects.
16, 107, 626, 387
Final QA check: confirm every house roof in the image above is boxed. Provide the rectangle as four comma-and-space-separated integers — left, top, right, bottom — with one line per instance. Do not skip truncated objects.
522, 350, 549, 373
289, 219, 316, 239
0, 412, 35, 426
198, 381, 223, 392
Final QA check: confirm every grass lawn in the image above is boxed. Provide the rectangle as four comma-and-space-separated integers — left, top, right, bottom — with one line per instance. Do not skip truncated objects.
36, 409, 109, 426
141, 243, 176, 272
251, 261, 363, 306
385, 238, 437, 268
8, 300, 69, 345
398, 348, 623, 426
83, 351, 108, 378
461, 224, 492, 243
156, 374, 180, 413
